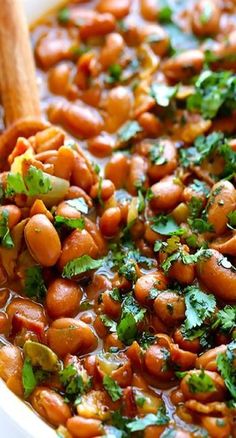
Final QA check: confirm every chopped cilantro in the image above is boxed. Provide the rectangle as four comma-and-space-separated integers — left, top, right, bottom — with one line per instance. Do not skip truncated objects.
66, 197, 89, 214
163, 23, 199, 54
150, 83, 178, 107
103, 376, 122, 401
127, 406, 169, 432
138, 331, 156, 349
188, 217, 214, 233
109, 288, 122, 302
187, 70, 236, 119
188, 197, 203, 219
149, 143, 167, 165
200, 3, 213, 24
22, 358, 37, 398
24, 266, 47, 302
117, 294, 146, 345
106, 64, 122, 84
151, 214, 184, 236
213, 306, 236, 333
187, 369, 216, 393
0, 209, 14, 248
117, 121, 142, 144
100, 315, 117, 333
58, 7, 70, 24
54, 215, 85, 229
217, 341, 236, 399
228, 211, 236, 230
6, 166, 52, 198
59, 364, 91, 402
189, 179, 210, 196
159, 0, 172, 23
184, 286, 216, 331
162, 248, 211, 273
62, 255, 104, 278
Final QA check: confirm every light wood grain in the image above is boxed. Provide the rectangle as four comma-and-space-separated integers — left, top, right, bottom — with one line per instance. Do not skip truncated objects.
0, 0, 41, 127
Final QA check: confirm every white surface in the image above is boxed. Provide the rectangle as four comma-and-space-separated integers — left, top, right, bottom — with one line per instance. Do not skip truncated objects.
0, 3, 63, 438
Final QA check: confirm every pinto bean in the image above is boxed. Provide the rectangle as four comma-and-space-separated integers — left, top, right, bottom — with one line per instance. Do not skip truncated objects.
96, 0, 130, 18
127, 155, 148, 195
99, 207, 121, 237
0, 345, 23, 397
46, 279, 82, 319
35, 29, 74, 68
105, 86, 133, 133
48, 63, 71, 95
34, 127, 65, 153
58, 229, 99, 270
47, 318, 97, 357
148, 139, 178, 181
0, 205, 21, 229
201, 416, 231, 438
139, 24, 169, 57
31, 387, 71, 426
197, 249, 236, 301
88, 133, 115, 158
24, 214, 61, 267
145, 345, 174, 380
140, 0, 159, 21
90, 179, 115, 201
154, 291, 185, 325
67, 416, 104, 438
173, 329, 201, 354
207, 180, 236, 235
150, 175, 184, 211
191, 0, 220, 37
48, 102, 103, 138
134, 272, 167, 305
71, 154, 94, 193
53, 146, 75, 180
169, 259, 195, 285
163, 50, 204, 82
210, 233, 236, 256
180, 370, 226, 402
80, 12, 116, 39
138, 112, 162, 137
100, 33, 124, 69
6, 298, 47, 325
195, 345, 227, 371
105, 153, 130, 189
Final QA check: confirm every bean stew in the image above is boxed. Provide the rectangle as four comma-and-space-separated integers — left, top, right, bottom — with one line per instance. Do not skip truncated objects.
0, 0, 236, 437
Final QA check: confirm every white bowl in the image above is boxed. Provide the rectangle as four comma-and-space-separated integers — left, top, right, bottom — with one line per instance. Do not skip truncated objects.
0, 2, 64, 436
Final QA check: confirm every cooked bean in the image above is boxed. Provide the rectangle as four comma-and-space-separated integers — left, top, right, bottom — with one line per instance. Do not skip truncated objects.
46, 278, 82, 319
48, 63, 71, 95
58, 229, 98, 270
0, 205, 21, 229
140, 0, 159, 21
138, 112, 162, 137
53, 146, 75, 180
99, 207, 121, 237
90, 179, 115, 201
67, 416, 104, 438
210, 233, 236, 256
201, 416, 231, 438
180, 370, 226, 402
47, 318, 97, 357
88, 133, 114, 158
207, 180, 236, 235
154, 291, 185, 325
105, 153, 130, 189
6, 298, 46, 325
139, 24, 169, 57
163, 50, 204, 82
148, 139, 178, 181
71, 154, 94, 193
34, 127, 65, 153
80, 12, 116, 39
195, 345, 227, 371
24, 214, 61, 267
134, 272, 167, 305
169, 259, 195, 285
31, 387, 71, 426
100, 33, 124, 69
96, 0, 130, 19
191, 0, 220, 37
197, 249, 236, 301
105, 86, 133, 133
145, 345, 174, 380
0, 345, 23, 396
150, 175, 184, 210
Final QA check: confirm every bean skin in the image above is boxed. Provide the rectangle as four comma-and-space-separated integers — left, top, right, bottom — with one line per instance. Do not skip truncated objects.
0, 345, 23, 397
71, 154, 94, 193
80, 12, 116, 40
105, 153, 130, 189
154, 291, 185, 325
195, 345, 227, 371
99, 33, 124, 69
46, 278, 82, 319
163, 50, 204, 82
90, 179, 115, 201
47, 318, 97, 357
105, 86, 133, 133
88, 133, 115, 158
58, 229, 98, 270
31, 387, 71, 426
67, 416, 104, 438
6, 298, 47, 325
150, 175, 184, 211
134, 272, 167, 305
99, 207, 121, 237
191, 0, 220, 37
207, 180, 236, 235
145, 345, 174, 380
148, 139, 177, 181
140, 0, 159, 21
210, 233, 236, 256
197, 249, 236, 301
96, 0, 130, 19
24, 214, 61, 267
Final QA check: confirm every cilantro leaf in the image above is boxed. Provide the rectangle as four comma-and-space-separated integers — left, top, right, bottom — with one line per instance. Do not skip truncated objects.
138, 331, 156, 350
118, 121, 142, 144
158, 0, 172, 23
100, 315, 117, 333
103, 376, 122, 401
59, 364, 91, 402
55, 215, 85, 229
151, 214, 184, 236
0, 210, 14, 248
6, 166, 52, 198
117, 294, 146, 345
24, 266, 47, 301
22, 358, 37, 398
127, 406, 169, 432
66, 197, 89, 214
217, 341, 236, 400
188, 197, 203, 219
106, 64, 122, 84
187, 70, 236, 119
188, 217, 214, 233
150, 83, 178, 107
149, 143, 167, 165
214, 306, 236, 332
58, 7, 70, 24
184, 286, 216, 330
62, 255, 104, 278
187, 369, 216, 393
189, 179, 210, 196
163, 23, 198, 54
228, 211, 236, 230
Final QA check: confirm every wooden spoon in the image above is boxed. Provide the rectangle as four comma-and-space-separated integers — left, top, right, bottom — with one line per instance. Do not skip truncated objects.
0, 0, 49, 168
